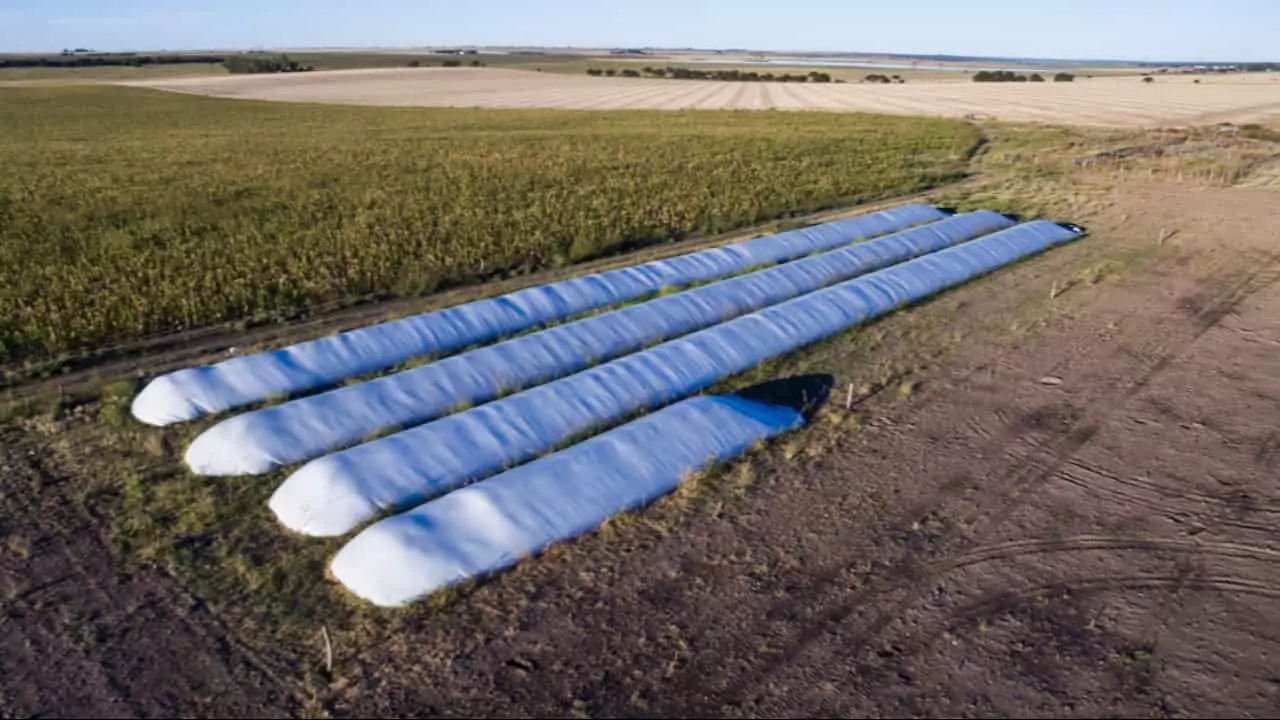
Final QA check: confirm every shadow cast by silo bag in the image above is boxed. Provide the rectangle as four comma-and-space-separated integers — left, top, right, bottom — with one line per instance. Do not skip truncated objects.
733, 373, 835, 423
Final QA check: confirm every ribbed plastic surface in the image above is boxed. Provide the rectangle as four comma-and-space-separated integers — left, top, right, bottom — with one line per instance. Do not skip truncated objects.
330, 394, 804, 607
186, 211, 1011, 475
270, 220, 1082, 537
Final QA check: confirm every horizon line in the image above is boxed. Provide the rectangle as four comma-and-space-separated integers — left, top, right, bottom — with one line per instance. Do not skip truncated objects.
5, 44, 1278, 67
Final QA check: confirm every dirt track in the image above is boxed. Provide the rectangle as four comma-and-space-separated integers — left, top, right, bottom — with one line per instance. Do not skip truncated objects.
125, 67, 1280, 126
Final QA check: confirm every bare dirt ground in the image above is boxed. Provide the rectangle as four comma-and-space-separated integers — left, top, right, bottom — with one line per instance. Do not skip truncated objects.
124, 66, 1280, 126
2, 131, 1280, 717
0, 433, 290, 717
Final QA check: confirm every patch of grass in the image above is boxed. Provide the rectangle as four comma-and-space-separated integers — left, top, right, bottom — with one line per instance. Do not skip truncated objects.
1238, 124, 1280, 143
670, 457, 725, 507
1112, 643, 1155, 669
98, 399, 128, 428
92, 378, 137, 428
359, 424, 404, 444
446, 399, 474, 415
4, 534, 30, 560
0, 85, 979, 364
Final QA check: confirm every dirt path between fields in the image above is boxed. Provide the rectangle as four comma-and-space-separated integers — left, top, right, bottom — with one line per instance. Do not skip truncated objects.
2, 181, 1279, 717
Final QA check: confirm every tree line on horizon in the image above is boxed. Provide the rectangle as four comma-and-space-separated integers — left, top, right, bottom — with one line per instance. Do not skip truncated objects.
587, 66, 836, 83
972, 70, 1076, 83
0, 53, 226, 69
223, 54, 314, 74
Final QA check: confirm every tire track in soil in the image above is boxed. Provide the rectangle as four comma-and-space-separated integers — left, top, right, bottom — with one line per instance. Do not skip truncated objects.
793, 572, 1280, 684
942, 536, 1280, 573
1057, 461, 1279, 536
955, 576, 1280, 614
683, 245, 1280, 716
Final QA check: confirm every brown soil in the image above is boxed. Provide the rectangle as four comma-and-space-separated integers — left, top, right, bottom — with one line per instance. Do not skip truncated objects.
124, 67, 1280, 127
0, 433, 293, 717
2, 179, 1279, 717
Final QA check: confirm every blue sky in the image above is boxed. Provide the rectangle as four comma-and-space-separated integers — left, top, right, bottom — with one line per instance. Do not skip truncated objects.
2, 0, 1275, 62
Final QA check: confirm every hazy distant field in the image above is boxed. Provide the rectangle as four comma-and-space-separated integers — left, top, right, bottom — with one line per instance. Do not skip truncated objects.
130, 67, 1280, 126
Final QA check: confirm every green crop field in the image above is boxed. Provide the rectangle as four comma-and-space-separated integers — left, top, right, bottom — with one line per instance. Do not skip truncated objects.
0, 62, 230, 81
0, 85, 979, 363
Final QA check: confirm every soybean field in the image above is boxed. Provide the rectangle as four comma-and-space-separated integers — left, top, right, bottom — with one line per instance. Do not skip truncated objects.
0, 85, 979, 363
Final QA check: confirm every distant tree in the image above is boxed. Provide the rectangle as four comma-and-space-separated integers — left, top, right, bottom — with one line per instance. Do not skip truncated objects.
973, 70, 1029, 83
407, 60, 421, 68
223, 54, 312, 74
1053, 72, 1075, 82
604, 68, 617, 77
807, 71, 832, 83
1194, 78, 1201, 84
1143, 76, 1154, 83
441, 59, 461, 67
585, 68, 603, 76
470, 60, 484, 67
620, 69, 641, 78
1029, 73, 1045, 82
863, 73, 891, 84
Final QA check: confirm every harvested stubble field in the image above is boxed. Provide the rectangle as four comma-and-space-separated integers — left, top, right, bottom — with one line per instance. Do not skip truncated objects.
0, 85, 977, 365
3, 82, 1280, 718
129, 66, 1280, 126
